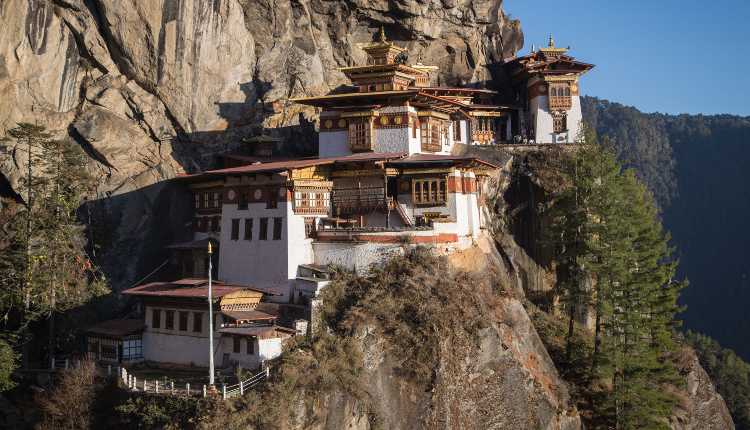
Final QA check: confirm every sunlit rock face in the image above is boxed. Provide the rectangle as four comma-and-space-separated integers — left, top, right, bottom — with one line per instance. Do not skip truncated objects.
0, 0, 523, 196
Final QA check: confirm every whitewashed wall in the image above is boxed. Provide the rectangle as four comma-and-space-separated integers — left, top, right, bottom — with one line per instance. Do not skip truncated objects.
319, 130, 349, 157
529, 94, 583, 144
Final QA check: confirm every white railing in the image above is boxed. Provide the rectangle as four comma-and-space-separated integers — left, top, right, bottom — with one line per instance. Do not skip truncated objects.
222, 367, 270, 399
118, 366, 270, 400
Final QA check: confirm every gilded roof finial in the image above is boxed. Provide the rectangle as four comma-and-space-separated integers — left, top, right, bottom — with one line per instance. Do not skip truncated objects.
379, 26, 387, 43
548, 34, 555, 48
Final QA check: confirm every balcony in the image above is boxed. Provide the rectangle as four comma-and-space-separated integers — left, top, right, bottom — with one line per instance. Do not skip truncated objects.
548, 96, 572, 111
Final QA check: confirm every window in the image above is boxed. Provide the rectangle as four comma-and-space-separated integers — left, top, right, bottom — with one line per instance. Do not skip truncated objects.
453, 120, 461, 142
244, 218, 253, 240
210, 216, 220, 232
412, 178, 447, 206
194, 194, 200, 209
259, 217, 268, 240
348, 117, 372, 151
238, 192, 248, 210
123, 338, 143, 360
212, 192, 220, 208
549, 83, 572, 110
266, 188, 278, 209
231, 219, 240, 240
304, 218, 316, 238
233, 336, 241, 353
193, 312, 203, 333
165, 310, 174, 330
553, 113, 567, 133
101, 344, 117, 360
412, 120, 418, 138
273, 217, 283, 240
179, 311, 188, 331
420, 119, 442, 152
152, 309, 161, 329
203, 193, 209, 208
246, 338, 255, 355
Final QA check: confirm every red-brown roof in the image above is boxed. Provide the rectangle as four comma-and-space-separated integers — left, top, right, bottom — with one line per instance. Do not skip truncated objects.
122, 279, 276, 299
181, 152, 408, 179
221, 310, 276, 322
218, 325, 296, 338
388, 154, 500, 169
86, 319, 145, 337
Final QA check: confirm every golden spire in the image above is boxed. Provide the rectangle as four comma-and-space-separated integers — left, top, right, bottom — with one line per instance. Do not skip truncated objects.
379, 26, 387, 43
548, 34, 555, 48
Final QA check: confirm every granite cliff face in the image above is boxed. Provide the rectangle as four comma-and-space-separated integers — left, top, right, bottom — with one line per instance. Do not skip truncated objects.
0, 0, 523, 197
0, 0, 522, 285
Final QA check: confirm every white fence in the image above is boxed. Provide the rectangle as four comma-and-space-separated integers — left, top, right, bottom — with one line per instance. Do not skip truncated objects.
118, 366, 270, 400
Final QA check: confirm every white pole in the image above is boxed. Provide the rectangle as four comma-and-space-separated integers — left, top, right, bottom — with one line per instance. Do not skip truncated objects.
186, 383, 190, 395
240, 380, 243, 395
143, 379, 147, 391
222, 384, 226, 400
171, 381, 175, 394
133, 376, 137, 390
202, 385, 207, 398
155, 380, 159, 394
207, 242, 215, 388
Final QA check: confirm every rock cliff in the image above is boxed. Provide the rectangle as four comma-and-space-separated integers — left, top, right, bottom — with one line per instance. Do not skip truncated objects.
1, 0, 523, 196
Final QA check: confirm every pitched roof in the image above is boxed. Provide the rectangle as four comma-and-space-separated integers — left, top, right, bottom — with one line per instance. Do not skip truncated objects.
122, 279, 277, 299
218, 325, 296, 338
387, 154, 500, 169
221, 310, 277, 322
86, 319, 145, 337
181, 152, 408, 179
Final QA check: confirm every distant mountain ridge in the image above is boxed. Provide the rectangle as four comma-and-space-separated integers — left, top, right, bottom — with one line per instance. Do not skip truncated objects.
582, 96, 750, 360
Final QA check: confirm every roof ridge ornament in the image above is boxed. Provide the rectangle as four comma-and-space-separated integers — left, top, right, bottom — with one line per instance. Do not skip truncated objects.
379, 26, 387, 43
548, 34, 555, 48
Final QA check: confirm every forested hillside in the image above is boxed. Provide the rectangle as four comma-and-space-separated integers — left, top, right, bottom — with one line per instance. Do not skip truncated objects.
582, 96, 750, 361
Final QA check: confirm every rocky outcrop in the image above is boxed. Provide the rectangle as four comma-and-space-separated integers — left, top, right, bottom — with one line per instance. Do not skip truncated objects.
0, 0, 523, 197
278, 238, 581, 430
0, 0, 522, 287
671, 347, 735, 430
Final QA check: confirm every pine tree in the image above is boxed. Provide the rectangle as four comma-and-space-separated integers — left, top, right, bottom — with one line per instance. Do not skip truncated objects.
0, 123, 108, 373
550, 132, 684, 428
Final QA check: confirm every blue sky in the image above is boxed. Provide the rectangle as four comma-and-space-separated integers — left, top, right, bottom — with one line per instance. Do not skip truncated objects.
505, 0, 750, 116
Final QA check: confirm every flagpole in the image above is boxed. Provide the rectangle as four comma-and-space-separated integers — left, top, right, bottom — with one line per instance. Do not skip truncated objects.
207, 241, 215, 388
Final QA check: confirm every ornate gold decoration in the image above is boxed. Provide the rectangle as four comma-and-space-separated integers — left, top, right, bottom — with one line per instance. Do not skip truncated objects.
324, 119, 333, 129
338, 119, 347, 128
394, 116, 403, 125
380, 116, 389, 126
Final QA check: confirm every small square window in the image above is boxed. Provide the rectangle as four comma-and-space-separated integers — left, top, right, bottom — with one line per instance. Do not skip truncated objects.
259, 218, 268, 240
193, 312, 202, 333
244, 219, 253, 240
231, 219, 240, 240
165, 310, 174, 330
179, 311, 188, 331
273, 217, 283, 240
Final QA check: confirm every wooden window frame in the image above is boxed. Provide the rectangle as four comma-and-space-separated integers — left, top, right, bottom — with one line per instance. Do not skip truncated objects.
453, 120, 461, 142
246, 338, 255, 355
233, 336, 241, 353
348, 117, 373, 152
194, 194, 200, 209
272, 217, 283, 240
259, 217, 268, 240
412, 178, 447, 206
193, 312, 202, 333
549, 83, 573, 110
553, 113, 568, 133
152, 308, 161, 329
165, 310, 174, 330
244, 218, 253, 240
178, 311, 188, 331
212, 192, 220, 208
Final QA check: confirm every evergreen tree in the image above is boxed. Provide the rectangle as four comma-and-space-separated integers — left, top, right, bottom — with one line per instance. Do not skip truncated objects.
0, 123, 108, 376
550, 133, 684, 428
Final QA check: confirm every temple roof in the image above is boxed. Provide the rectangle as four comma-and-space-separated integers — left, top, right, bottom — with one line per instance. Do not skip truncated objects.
86, 319, 145, 338
505, 35, 594, 79
123, 279, 278, 299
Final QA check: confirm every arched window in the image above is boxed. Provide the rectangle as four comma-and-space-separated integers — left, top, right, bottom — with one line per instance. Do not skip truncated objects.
564, 86, 571, 97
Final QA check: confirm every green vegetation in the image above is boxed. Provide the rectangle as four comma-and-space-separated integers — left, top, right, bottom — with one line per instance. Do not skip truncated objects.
0, 123, 108, 387
209, 249, 496, 429
686, 331, 750, 430
546, 132, 684, 429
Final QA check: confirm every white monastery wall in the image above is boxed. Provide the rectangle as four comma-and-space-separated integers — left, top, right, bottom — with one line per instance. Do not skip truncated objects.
373, 127, 411, 153
312, 241, 405, 272
218, 201, 290, 286
219, 337, 281, 370
530, 95, 582, 144
142, 305, 225, 367
286, 206, 315, 278
319, 130, 349, 157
